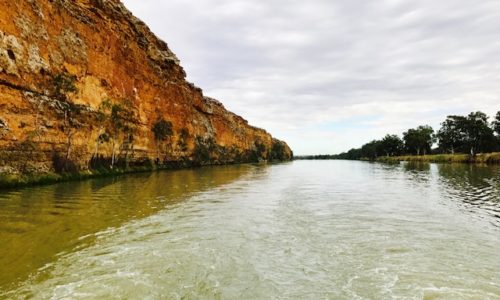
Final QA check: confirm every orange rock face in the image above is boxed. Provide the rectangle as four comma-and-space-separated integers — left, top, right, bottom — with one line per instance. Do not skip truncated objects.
0, 0, 292, 175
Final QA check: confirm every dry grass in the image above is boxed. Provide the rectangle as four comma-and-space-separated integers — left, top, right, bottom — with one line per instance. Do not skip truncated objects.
377, 152, 500, 164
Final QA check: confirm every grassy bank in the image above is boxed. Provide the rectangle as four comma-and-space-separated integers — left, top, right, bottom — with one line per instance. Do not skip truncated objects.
0, 165, 158, 190
376, 152, 500, 164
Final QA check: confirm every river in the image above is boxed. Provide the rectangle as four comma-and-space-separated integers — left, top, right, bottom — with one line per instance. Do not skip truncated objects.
0, 161, 499, 299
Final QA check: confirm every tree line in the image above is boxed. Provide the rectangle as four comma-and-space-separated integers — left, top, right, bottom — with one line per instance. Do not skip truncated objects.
317, 111, 500, 160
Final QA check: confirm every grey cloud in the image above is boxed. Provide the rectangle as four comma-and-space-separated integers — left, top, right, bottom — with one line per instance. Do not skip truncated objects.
123, 0, 500, 155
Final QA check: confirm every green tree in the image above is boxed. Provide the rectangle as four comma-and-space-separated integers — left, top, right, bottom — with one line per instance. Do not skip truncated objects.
152, 118, 173, 162
462, 111, 495, 156
360, 140, 382, 160
346, 148, 362, 160
403, 125, 435, 155
493, 111, 500, 151
379, 134, 404, 157
493, 111, 500, 136
437, 116, 466, 154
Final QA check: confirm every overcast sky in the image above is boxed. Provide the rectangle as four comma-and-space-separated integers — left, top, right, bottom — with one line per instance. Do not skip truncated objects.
122, 0, 500, 155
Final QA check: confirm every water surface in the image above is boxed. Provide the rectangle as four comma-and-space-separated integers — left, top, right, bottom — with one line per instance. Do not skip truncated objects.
1, 161, 499, 299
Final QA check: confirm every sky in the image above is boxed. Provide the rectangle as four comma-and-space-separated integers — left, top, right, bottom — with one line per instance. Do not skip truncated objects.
122, 0, 500, 155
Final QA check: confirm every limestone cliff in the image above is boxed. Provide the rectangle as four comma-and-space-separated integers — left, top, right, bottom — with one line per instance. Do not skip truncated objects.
0, 0, 292, 178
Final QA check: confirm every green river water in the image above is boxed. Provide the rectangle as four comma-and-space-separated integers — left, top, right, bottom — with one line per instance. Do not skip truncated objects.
0, 161, 499, 299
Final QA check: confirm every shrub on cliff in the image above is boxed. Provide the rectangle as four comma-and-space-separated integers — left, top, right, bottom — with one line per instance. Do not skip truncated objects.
51, 73, 78, 101
108, 101, 137, 169
52, 152, 78, 174
269, 140, 286, 161
249, 141, 267, 162
152, 118, 173, 164
92, 99, 112, 161
194, 137, 215, 164
177, 128, 190, 152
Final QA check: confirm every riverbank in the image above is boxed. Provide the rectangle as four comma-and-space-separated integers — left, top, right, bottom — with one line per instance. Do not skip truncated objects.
0, 161, 214, 189
0, 165, 159, 190
376, 152, 500, 164
0, 159, 289, 190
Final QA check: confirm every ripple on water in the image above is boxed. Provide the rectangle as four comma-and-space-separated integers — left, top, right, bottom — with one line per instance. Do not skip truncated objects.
1, 161, 500, 299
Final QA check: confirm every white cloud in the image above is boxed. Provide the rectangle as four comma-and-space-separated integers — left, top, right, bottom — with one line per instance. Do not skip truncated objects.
122, 0, 500, 155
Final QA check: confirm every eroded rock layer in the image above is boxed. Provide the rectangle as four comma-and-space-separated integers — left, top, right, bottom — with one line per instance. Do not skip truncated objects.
0, 0, 292, 175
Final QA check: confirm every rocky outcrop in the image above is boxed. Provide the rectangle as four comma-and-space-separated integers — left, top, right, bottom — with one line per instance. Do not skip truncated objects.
0, 0, 292, 177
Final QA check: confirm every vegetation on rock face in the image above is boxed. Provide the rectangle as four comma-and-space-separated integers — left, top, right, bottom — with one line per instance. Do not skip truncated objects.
108, 100, 137, 169
177, 128, 190, 153
50, 73, 82, 172
59, 102, 84, 167
249, 141, 267, 162
152, 118, 173, 163
194, 136, 215, 165
88, 98, 139, 170
270, 139, 292, 162
92, 99, 112, 161
51, 73, 78, 100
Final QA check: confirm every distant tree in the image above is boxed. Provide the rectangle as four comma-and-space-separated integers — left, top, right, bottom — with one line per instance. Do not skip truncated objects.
337, 148, 363, 160
437, 116, 466, 154
152, 118, 173, 162
462, 111, 495, 156
360, 140, 382, 159
494, 111, 500, 151
493, 111, 500, 136
379, 134, 404, 157
403, 125, 435, 155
